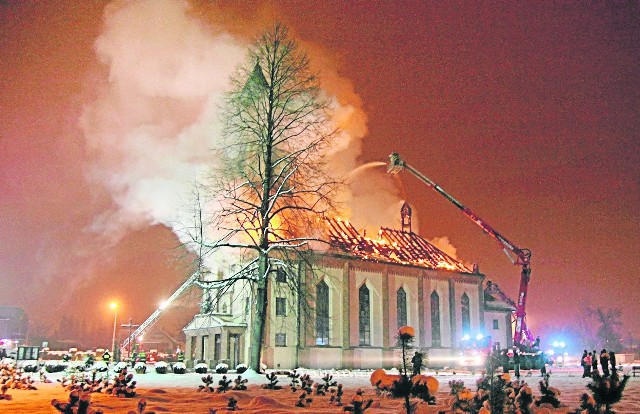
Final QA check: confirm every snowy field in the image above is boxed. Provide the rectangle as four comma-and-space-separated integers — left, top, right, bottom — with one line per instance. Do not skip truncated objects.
2, 363, 639, 413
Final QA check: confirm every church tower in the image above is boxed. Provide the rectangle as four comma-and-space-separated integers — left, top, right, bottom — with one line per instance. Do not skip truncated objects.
401, 201, 412, 233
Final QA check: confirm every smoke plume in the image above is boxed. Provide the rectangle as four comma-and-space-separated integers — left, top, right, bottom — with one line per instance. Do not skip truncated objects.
81, 0, 393, 255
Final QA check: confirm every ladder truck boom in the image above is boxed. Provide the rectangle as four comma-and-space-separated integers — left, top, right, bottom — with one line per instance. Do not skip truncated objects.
121, 271, 200, 352
387, 152, 534, 346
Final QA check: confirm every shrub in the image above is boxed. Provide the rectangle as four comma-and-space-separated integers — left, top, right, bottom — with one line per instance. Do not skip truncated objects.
154, 361, 168, 374
22, 363, 39, 373
198, 374, 215, 392
235, 363, 248, 374
106, 369, 137, 398
585, 372, 629, 414
536, 372, 561, 408
134, 362, 147, 374
45, 363, 67, 373
215, 363, 229, 374
233, 375, 248, 390
94, 362, 108, 373
173, 362, 187, 374
261, 372, 282, 390
195, 363, 208, 374
113, 362, 128, 373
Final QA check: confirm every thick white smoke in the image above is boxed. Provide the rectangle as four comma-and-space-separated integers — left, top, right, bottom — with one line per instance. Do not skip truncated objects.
81, 0, 242, 244
80, 0, 385, 272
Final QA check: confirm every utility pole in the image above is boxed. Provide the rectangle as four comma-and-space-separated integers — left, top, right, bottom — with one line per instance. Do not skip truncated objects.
121, 318, 139, 362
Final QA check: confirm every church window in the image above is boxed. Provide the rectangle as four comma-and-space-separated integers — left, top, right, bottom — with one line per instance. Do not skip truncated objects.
275, 297, 287, 316
430, 291, 441, 347
275, 333, 286, 347
275, 268, 287, 283
359, 284, 371, 346
397, 287, 407, 329
461, 293, 471, 335
316, 281, 330, 345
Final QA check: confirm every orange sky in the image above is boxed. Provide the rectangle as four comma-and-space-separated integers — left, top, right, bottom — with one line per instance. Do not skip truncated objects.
1, 1, 639, 348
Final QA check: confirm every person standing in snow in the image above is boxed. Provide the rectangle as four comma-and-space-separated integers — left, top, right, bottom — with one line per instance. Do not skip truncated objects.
591, 349, 598, 376
583, 352, 592, 377
102, 349, 111, 365
580, 350, 588, 377
513, 348, 521, 380
609, 351, 617, 376
411, 351, 423, 377
600, 349, 610, 377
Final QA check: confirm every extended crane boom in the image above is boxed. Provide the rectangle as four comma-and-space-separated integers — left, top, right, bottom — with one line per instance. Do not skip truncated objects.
387, 152, 534, 346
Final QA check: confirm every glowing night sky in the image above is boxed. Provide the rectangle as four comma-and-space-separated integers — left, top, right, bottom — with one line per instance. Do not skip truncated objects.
1, 1, 639, 346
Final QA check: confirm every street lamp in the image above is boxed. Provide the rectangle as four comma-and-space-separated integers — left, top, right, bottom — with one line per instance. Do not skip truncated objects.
110, 303, 118, 362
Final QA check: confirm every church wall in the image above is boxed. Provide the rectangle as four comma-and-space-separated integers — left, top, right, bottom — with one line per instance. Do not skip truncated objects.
263, 270, 300, 369
453, 280, 483, 342
387, 270, 420, 348
184, 253, 492, 371
317, 265, 345, 347
484, 309, 513, 350
297, 263, 346, 369
423, 275, 453, 348
352, 270, 384, 348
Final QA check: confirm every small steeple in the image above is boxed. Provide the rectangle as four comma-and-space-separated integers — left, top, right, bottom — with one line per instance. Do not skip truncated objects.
401, 201, 412, 233
242, 61, 268, 96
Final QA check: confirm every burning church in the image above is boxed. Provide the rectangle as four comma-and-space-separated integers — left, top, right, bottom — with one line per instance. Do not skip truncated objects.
182, 203, 515, 370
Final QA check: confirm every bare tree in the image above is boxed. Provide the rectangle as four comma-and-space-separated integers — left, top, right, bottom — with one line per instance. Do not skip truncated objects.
190, 23, 341, 371
586, 307, 623, 351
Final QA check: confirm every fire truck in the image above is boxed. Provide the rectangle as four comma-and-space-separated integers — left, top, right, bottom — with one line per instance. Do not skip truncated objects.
387, 153, 540, 358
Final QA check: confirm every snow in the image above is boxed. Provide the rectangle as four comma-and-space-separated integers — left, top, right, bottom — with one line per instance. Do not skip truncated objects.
2, 363, 640, 413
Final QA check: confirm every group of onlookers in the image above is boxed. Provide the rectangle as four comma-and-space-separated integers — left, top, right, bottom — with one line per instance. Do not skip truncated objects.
581, 348, 617, 378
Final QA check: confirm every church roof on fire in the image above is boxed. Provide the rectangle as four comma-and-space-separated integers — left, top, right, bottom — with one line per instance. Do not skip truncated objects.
325, 217, 472, 273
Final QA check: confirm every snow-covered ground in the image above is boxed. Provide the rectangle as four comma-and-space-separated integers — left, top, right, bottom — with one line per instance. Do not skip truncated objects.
2, 362, 639, 413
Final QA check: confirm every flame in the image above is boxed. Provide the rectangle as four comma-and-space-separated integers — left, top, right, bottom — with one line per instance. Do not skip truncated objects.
325, 216, 471, 272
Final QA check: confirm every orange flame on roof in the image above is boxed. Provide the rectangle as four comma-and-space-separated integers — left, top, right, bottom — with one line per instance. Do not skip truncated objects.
325, 216, 471, 272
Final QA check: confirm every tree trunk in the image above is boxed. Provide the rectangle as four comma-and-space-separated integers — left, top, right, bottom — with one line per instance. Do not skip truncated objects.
249, 253, 269, 372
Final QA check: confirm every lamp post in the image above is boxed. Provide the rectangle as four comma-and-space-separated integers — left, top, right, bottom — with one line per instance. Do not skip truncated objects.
110, 303, 118, 362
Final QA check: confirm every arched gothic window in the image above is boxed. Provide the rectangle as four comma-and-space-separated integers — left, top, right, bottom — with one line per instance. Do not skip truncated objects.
461, 293, 471, 335
316, 281, 330, 345
359, 284, 371, 346
430, 291, 441, 347
397, 287, 407, 329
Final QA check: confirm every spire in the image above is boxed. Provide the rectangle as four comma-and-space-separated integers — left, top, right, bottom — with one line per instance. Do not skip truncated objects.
242, 61, 268, 96
401, 201, 412, 233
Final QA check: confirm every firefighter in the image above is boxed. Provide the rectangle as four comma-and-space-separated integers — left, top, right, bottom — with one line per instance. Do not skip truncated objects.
177, 348, 185, 364
102, 349, 111, 365
411, 351, 423, 377
138, 349, 147, 364
513, 347, 521, 380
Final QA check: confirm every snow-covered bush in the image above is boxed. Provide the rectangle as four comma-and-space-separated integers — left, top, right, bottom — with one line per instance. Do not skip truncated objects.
173, 362, 187, 374
94, 361, 108, 373
22, 363, 39, 373
154, 361, 168, 374
134, 362, 147, 374
235, 364, 248, 374
113, 362, 128, 373
215, 363, 229, 374
195, 363, 208, 374
45, 362, 67, 373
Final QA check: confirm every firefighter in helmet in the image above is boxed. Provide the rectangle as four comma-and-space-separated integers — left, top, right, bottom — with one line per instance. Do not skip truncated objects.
102, 349, 111, 365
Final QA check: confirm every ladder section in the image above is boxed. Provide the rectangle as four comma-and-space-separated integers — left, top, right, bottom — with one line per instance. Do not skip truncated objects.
121, 271, 199, 351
